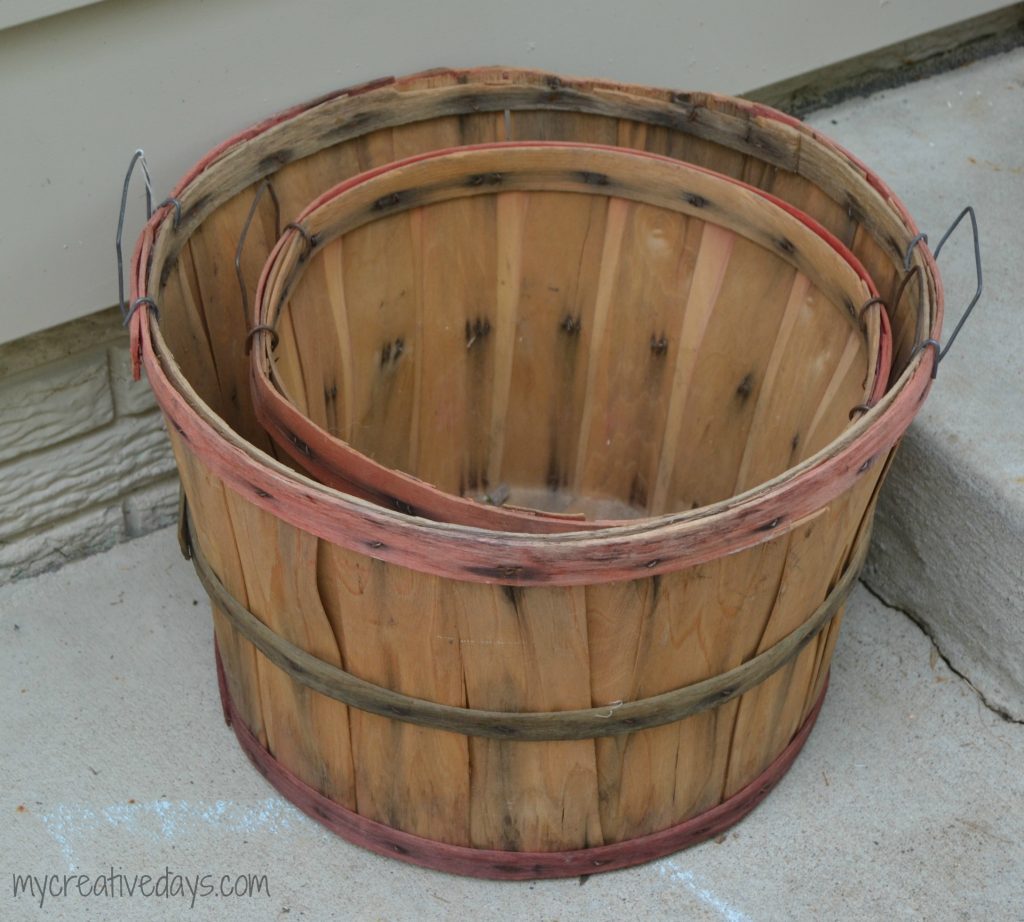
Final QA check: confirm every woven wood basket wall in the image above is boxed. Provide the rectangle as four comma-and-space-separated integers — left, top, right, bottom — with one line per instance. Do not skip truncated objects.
127, 67, 942, 879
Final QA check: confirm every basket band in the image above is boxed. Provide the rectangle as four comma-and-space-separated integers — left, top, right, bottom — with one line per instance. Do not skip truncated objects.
184, 501, 868, 741
215, 638, 829, 879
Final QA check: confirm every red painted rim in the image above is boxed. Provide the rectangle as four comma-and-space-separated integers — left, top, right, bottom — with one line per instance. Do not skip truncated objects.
214, 641, 829, 880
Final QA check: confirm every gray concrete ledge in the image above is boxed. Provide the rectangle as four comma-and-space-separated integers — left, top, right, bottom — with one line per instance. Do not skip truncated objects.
807, 47, 1024, 721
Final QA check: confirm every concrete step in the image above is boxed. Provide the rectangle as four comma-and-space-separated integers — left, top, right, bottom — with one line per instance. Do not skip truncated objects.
805, 47, 1024, 721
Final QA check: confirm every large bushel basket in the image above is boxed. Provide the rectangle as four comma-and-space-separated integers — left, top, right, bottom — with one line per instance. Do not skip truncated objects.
251, 142, 891, 532
127, 68, 943, 879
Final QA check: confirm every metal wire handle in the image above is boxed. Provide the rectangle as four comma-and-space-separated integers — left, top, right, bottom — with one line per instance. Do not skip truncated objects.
908, 206, 983, 378
235, 179, 281, 329
115, 150, 153, 324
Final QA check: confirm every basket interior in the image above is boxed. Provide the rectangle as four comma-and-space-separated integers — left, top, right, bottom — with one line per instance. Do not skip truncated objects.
265, 160, 878, 520
152, 77, 928, 506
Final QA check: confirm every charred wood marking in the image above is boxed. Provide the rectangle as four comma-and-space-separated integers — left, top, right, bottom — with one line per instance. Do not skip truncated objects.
380, 338, 405, 367
561, 314, 582, 336
468, 172, 503, 186
501, 584, 522, 608
465, 317, 492, 348
286, 430, 313, 458
373, 191, 403, 211
546, 450, 562, 491
629, 474, 648, 510
775, 236, 796, 256
650, 334, 669, 356
464, 563, 542, 583
257, 150, 294, 172
390, 498, 416, 516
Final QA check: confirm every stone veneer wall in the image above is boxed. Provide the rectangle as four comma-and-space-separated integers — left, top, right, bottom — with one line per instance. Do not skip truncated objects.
0, 307, 178, 582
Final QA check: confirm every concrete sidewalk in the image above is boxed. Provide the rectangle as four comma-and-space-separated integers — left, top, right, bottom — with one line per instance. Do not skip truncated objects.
3, 525, 1022, 921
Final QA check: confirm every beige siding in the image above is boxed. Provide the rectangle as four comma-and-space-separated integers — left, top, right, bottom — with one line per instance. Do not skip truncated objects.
0, 0, 1009, 345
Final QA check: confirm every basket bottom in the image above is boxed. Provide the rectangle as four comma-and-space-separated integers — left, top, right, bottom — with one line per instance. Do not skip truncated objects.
214, 640, 828, 880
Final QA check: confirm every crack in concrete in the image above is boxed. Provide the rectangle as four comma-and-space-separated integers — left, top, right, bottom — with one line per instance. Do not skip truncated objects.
860, 580, 1024, 726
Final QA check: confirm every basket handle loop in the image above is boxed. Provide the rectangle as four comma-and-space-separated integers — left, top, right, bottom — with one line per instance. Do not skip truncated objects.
909, 205, 983, 379
235, 178, 281, 331
115, 150, 153, 324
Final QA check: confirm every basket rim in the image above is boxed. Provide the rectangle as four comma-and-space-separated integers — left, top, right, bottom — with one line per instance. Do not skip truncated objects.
250, 139, 891, 533
130, 66, 942, 585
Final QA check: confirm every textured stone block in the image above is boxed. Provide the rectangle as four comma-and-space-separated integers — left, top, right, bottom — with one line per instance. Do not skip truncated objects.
109, 345, 157, 416
0, 350, 114, 463
124, 476, 180, 538
0, 412, 176, 541
0, 504, 125, 582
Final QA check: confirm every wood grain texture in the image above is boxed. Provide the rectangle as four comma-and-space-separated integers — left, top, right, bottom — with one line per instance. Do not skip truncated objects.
165, 426, 265, 747
185, 504, 864, 741
316, 540, 470, 843
222, 494, 356, 806
450, 580, 601, 850
216, 639, 830, 879
412, 196, 497, 495
498, 191, 609, 497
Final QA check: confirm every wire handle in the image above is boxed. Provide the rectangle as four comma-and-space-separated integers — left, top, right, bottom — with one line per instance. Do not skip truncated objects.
115, 150, 153, 324
236, 179, 281, 330
910, 206, 983, 378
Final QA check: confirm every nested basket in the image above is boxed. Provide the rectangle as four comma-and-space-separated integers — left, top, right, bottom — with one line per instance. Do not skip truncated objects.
127, 67, 943, 879
251, 142, 891, 532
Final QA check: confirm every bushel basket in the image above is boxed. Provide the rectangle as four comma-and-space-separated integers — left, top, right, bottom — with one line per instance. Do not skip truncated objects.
251, 141, 891, 532
126, 67, 943, 879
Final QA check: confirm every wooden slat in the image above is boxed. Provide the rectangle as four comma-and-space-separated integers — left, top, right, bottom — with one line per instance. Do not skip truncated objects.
733, 277, 863, 490
497, 191, 609, 499
316, 542, 471, 843
412, 196, 498, 494
575, 204, 705, 515
159, 245, 224, 417
588, 535, 792, 839
484, 192, 527, 493
448, 580, 602, 850
333, 212, 419, 473
221, 496, 356, 806
656, 236, 799, 512
188, 193, 278, 450
165, 428, 265, 746
650, 223, 735, 514
720, 494, 866, 796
